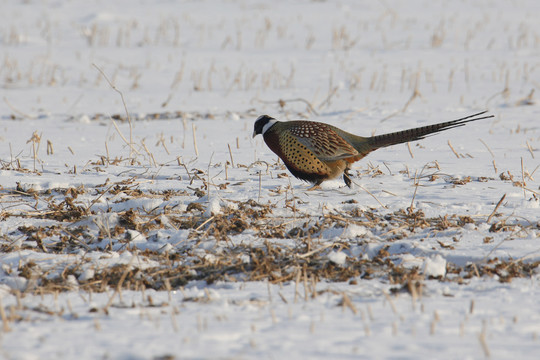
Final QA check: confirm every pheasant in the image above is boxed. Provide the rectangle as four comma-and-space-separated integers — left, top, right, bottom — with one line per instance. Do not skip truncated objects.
252, 111, 493, 189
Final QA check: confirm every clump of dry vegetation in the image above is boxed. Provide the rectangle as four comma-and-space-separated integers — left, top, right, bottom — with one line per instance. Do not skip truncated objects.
1, 172, 538, 299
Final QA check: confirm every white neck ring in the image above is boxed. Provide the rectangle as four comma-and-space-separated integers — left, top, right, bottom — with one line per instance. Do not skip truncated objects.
262, 119, 277, 135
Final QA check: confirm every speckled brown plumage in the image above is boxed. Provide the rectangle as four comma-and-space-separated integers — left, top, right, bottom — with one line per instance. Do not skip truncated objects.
253, 111, 493, 189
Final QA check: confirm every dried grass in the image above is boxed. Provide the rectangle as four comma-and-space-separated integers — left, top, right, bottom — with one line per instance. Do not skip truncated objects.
1, 175, 538, 297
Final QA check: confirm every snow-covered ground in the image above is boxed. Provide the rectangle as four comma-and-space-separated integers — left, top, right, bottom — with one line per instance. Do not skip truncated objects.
1, 0, 539, 359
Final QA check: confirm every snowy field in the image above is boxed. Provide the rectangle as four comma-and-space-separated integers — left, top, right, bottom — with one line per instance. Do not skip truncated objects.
1, 0, 539, 359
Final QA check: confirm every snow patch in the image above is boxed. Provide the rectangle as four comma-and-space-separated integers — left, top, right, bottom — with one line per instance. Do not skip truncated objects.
423, 254, 447, 278
205, 197, 222, 216
327, 251, 347, 266
126, 230, 146, 243
78, 268, 95, 282
341, 224, 369, 238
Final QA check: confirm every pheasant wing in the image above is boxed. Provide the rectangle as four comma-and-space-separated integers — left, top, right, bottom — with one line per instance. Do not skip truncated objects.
287, 122, 359, 161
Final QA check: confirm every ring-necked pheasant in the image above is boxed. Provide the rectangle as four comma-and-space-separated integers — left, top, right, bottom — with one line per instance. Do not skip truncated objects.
252, 111, 493, 190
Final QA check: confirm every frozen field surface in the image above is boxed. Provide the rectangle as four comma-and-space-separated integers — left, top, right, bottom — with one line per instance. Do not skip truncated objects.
0, 0, 539, 359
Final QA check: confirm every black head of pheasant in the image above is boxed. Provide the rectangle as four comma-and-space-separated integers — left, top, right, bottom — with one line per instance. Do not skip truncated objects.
253, 111, 493, 190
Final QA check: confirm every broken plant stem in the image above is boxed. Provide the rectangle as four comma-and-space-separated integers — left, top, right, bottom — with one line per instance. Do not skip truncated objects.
93, 63, 136, 160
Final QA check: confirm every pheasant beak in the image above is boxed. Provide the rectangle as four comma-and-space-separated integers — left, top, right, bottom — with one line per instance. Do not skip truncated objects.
252, 130, 257, 138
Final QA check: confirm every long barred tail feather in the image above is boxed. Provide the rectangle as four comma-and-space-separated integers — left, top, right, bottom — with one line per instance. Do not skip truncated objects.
367, 111, 493, 150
